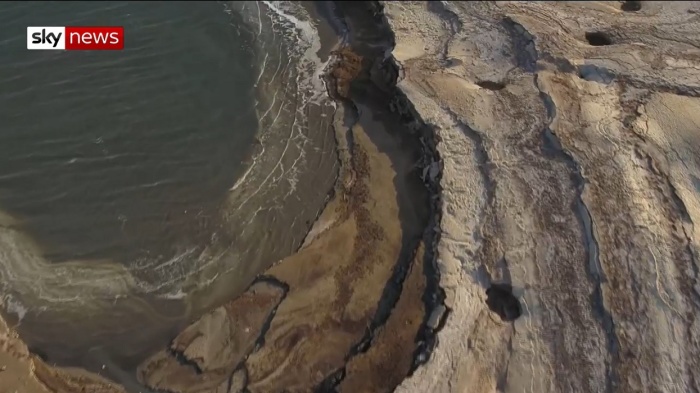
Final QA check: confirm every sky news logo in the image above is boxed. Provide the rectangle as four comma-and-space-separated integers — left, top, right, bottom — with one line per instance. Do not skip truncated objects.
27, 26, 124, 50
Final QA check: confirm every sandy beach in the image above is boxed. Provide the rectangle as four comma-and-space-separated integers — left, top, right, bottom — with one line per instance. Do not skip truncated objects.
3, 1, 700, 392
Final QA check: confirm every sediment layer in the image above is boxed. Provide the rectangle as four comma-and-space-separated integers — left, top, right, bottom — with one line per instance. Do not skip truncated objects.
384, 1, 700, 392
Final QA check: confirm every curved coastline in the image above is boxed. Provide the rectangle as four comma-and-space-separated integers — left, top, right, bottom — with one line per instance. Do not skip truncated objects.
5, 1, 700, 393
1, 1, 340, 390
2, 1, 439, 391
136, 2, 441, 391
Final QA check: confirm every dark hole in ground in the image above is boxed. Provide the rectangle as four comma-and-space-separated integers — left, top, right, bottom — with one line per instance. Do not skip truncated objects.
486, 283, 522, 322
585, 31, 613, 46
315, 368, 344, 393
477, 80, 506, 91
621, 1, 642, 12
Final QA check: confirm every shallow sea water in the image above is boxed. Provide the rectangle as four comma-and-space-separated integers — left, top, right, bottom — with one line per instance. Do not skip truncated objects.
0, 1, 337, 388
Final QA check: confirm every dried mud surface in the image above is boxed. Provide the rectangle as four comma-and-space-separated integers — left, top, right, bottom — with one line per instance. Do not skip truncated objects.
336, 242, 426, 393
384, 1, 700, 393
136, 280, 286, 392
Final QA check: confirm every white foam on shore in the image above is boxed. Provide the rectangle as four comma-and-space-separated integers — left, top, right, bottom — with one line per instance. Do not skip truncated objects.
226, 1, 335, 210
0, 207, 228, 313
0, 221, 137, 307
159, 289, 186, 300
0, 2, 338, 339
262, 1, 327, 101
2, 293, 28, 322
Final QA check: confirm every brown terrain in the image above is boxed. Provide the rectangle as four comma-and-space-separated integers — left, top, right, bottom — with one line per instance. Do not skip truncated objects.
137, 61, 432, 391
3, 1, 700, 393
134, 7, 437, 388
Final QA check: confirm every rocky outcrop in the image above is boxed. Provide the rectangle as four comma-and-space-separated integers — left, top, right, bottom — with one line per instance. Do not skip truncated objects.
328, 47, 363, 99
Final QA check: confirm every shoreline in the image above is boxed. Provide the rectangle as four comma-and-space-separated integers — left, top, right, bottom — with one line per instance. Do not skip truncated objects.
1, 2, 442, 392
153, 1, 700, 392
137, 1, 444, 391
2, 0, 341, 384
7, 1, 700, 392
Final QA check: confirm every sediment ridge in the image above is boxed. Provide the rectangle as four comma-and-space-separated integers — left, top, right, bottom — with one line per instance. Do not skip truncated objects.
385, 1, 700, 393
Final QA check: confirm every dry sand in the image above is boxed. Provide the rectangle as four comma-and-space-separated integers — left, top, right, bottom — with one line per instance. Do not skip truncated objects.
3, 1, 700, 392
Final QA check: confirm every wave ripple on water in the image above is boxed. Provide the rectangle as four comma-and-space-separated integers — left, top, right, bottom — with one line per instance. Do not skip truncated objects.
0, 0, 338, 377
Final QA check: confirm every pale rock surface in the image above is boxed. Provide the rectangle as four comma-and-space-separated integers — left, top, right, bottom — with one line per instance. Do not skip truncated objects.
385, 1, 700, 392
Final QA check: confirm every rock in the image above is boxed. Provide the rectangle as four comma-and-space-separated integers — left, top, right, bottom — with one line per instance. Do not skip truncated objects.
426, 304, 446, 329
329, 47, 363, 99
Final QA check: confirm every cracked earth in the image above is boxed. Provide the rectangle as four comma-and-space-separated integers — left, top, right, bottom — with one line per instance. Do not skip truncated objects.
387, 1, 700, 392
